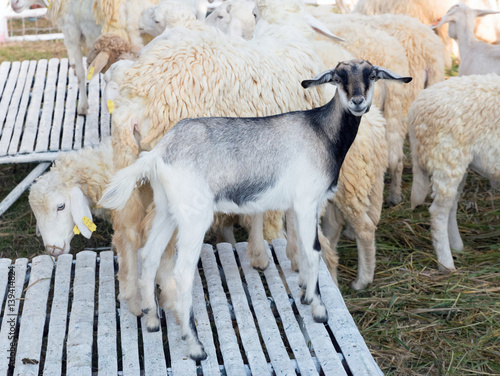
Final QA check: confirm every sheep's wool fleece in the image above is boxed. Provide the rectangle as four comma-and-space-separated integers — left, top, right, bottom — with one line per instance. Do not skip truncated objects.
29, 139, 114, 220
113, 27, 327, 166
410, 74, 500, 199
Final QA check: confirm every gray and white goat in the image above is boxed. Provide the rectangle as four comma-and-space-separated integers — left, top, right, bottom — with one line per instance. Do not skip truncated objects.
99, 59, 411, 361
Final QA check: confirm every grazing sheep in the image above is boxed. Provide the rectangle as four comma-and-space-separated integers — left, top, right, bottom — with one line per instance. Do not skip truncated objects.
432, 3, 500, 75
10, 0, 158, 115
29, 140, 114, 256
409, 74, 500, 271
100, 59, 412, 360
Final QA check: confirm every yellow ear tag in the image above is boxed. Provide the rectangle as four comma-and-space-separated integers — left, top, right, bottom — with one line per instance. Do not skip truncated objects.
82, 216, 97, 232
107, 99, 115, 114
47, 0, 51, 9
73, 225, 81, 235
87, 66, 94, 81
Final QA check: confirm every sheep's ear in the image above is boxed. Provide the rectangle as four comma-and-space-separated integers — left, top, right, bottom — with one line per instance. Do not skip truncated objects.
373, 65, 412, 83
301, 69, 336, 88
475, 9, 500, 18
304, 12, 344, 42
227, 18, 244, 39
70, 186, 94, 239
87, 51, 110, 81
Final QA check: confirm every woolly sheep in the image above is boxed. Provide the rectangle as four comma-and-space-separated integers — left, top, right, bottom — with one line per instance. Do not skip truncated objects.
409, 74, 500, 271
10, 0, 158, 115
99, 59, 411, 360
432, 4, 500, 76
204, 0, 257, 39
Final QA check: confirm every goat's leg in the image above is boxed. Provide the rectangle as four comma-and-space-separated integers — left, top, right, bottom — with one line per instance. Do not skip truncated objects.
285, 209, 300, 272
62, 30, 88, 115
173, 215, 213, 361
295, 206, 328, 323
246, 212, 269, 270
448, 174, 467, 252
156, 235, 178, 311
139, 211, 176, 332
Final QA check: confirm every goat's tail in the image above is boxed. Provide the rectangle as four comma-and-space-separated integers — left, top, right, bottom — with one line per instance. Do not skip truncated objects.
99, 151, 159, 211
409, 122, 429, 210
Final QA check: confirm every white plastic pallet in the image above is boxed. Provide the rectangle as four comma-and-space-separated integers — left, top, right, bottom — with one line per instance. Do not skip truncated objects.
0, 58, 111, 215
0, 240, 383, 375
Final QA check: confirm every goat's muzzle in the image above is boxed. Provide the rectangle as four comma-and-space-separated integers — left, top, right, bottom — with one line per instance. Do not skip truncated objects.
46, 244, 65, 257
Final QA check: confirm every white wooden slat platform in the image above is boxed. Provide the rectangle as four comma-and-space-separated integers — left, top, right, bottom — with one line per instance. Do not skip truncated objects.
0, 58, 111, 215
0, 240, 384, 376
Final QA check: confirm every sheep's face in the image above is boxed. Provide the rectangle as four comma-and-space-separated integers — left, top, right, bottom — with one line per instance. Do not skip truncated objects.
30, 190, 75, 257
139, 5, 167, 37
11, 0, 45, 13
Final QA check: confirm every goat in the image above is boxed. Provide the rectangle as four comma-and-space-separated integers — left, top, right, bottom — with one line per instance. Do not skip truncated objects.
99, 59, 411, 361
432, 3, 500, 75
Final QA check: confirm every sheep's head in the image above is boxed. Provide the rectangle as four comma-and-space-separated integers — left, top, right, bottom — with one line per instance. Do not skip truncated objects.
29, 172, 94, 257
10, 0, 46, 13
86, 33, 135, 79
139, 1, 196, 37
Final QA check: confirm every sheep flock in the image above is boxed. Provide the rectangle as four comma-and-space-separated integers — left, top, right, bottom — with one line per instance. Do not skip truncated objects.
20, 0, 500, 363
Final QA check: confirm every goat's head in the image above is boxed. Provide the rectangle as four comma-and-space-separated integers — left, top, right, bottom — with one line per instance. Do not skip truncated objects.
29, 173, 94, 257
431, 4, 500, 40
302, 59, 412, 116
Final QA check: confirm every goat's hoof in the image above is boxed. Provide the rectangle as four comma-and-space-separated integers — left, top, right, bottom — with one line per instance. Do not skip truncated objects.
351, 279, 371, 291
312, 304, 328, 323
386, 195, 402, 207
141, 308, 150, 315
146, 316, 161, 332
250, 256, 269, 271
300, 293, 312, 306
189, 345, 207, 361
77, 103, 89, 116
147, 324, 160, 332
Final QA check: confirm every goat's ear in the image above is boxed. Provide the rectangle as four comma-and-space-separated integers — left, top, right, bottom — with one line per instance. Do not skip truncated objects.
304, 12, 344, 42
70, 186, 94, 239
87, 51, 110, 81
373, 66, 412, 83
431, 6, 458, 29
301, 69, 336, 88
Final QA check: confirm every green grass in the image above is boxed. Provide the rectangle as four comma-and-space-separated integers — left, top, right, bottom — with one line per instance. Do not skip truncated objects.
0, 40, 67, 62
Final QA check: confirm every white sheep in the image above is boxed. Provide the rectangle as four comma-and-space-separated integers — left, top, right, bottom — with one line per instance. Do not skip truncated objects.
99, 59, 411, 360
409, 74, 500, 271
432, 3, 500, 76
10, 0, 159, 115
204, 0, 257, 39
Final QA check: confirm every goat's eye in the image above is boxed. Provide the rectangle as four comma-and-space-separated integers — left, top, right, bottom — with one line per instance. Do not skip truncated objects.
370, 73, 377, 80
155, 20, 159, 24
218, 15, 223, 19
57, 204, 65, 212
334, 77, 341, 84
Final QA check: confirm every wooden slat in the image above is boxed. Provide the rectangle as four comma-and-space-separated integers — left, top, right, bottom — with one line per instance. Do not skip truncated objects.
317, 253, 383, 375
97, 251, 118, 375
235, 243, 298, 376
84, 73, 100, 147
14, 255, 54, 376
0, 61, 20, 134
0, 62, 11, 100
165, 309, 197, 375
73, 106, 85, 149
49, 58, 68, 151
256, 242, 319, 376
34, 58, 59, 153
200, 244, 246, 376
43, 254, 73, 375
0, 258, 28, 375
0, 259, 13, 316
99, 74, 111, 139
118, 297, 141, 376
17, 59, 48, 154
192, 269, 220, 376
216, 243, 269, 375
0, 60, 32, 156
271, 240, 348, 376
60, 66, 78, 151
6, 60, 37, 156
66, 251, 96, 375
140, 316, 168, 376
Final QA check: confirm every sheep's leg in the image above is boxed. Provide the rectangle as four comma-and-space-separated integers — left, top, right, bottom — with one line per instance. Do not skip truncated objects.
351, 215, 377, 290
139, 211, 177, 332
173, 215, 213, 361
62, 29, 88, 115
386, 126, 405, 206
429, 195, 457, 271
448, 174, 467, 252
285, 209, 300, 272
246, 212, 269, 270
295, 205, 327, 323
